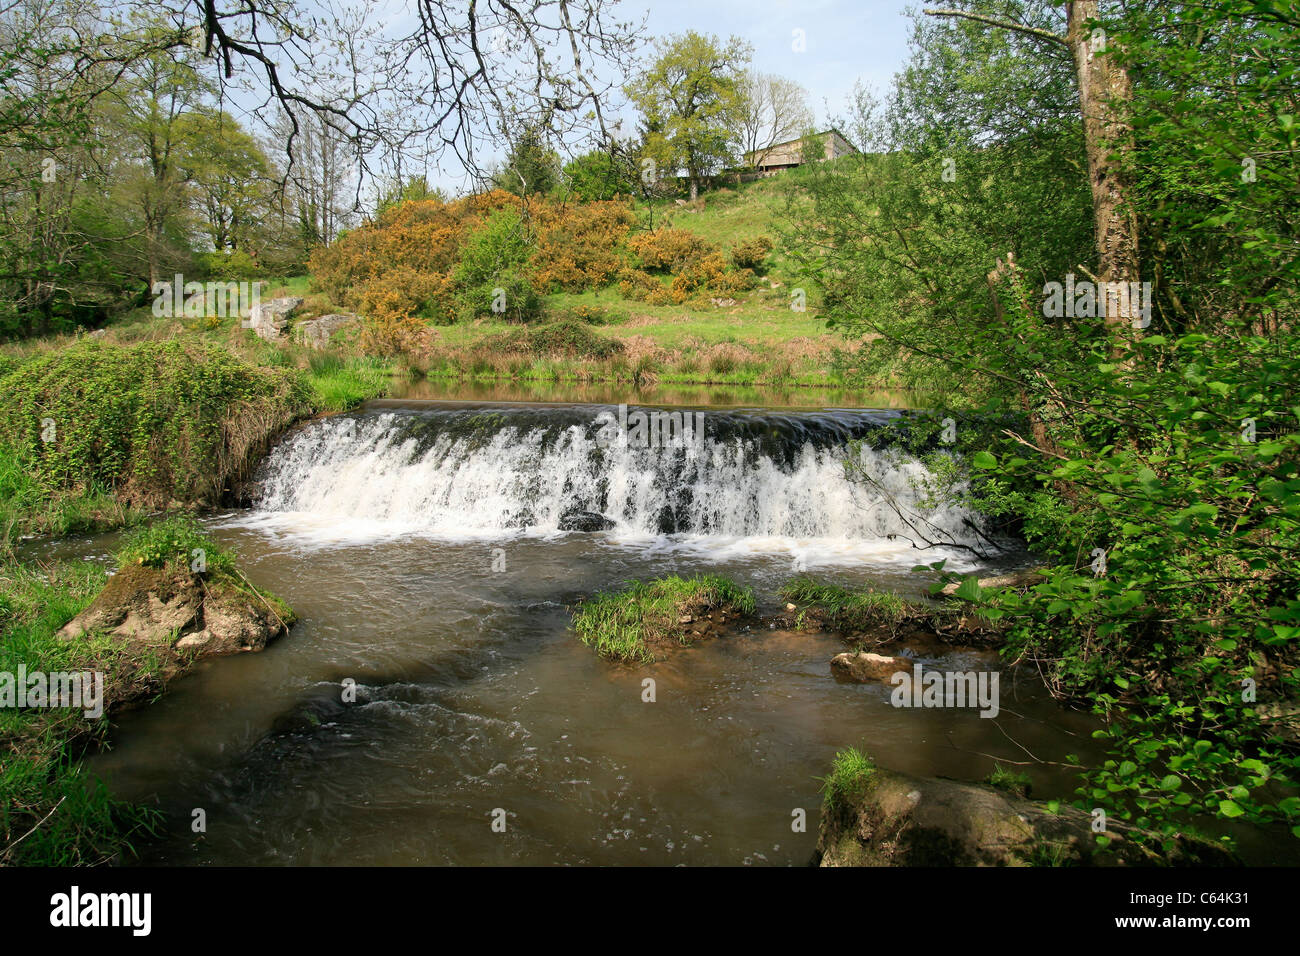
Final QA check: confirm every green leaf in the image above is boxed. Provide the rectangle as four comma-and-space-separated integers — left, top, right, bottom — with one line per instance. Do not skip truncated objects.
971, 450, 997, 470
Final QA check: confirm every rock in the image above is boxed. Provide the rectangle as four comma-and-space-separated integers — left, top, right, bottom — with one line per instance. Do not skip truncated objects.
295, 312, 359, 350
245, 296, 302, 342
817, 759, 1239, 867
709, 297, 737, 307
558, 510, 616, 532
176, 632, 211, 651
58, 563, 292, 659
830, 651, 915, 683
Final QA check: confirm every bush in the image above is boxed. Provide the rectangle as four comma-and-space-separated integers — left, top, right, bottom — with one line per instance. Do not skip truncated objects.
531, 201, 634, 292
479, 319, 624, 359
629, 228, 718, 271
0, 340, 309, 508
730, 235, 774, 270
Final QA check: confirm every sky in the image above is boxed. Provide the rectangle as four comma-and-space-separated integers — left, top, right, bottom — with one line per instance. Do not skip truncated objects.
631, 0, 917, 128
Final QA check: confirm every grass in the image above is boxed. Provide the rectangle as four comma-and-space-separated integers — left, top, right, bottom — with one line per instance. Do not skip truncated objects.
0, 558, 162, 865
305, 353, 394, 411
117, 515, 236, 576
985, 763, 1033, 798
572, 574, 756, 664
820, 747, 877, 809
0, 444, 149, 557
781, 577, 912, 635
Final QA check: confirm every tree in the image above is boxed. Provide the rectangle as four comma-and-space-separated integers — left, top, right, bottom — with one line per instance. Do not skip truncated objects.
103, 38, 214, 288
561, 149, 638, 201
491, 124, 561, 198
0, 1, 643, 191
178, 111, 275, 255
374, 175, 445, 217
923, 1, 1138, 324
625, 31, 752, 201
736, 71, 812, 169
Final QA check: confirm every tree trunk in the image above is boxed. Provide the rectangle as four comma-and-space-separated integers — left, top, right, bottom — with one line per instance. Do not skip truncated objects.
1066, 1, 1139, 325
689, 177, 698, 202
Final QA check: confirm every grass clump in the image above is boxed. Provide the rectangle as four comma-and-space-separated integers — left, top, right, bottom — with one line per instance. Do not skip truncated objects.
985, 763, 1032, 798
116, 516, 235, 577
305, 353, 393, 411
781, 577, 911, 634
820, 747, 877, 809
573, 574, 755, 664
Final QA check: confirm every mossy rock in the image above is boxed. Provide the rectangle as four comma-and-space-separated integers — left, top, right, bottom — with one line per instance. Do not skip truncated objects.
816, 758, 1238, 867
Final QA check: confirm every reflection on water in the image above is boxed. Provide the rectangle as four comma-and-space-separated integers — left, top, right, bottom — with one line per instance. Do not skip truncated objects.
386, 376, 930, 410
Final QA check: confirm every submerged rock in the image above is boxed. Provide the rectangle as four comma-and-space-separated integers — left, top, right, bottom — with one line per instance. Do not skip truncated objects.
817, 759, 1237, 867
58, 564, 293, 658
558, 510, 616, 532
830, 651, 915, 683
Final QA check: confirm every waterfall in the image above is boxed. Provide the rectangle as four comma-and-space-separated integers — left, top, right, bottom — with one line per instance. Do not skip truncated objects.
246, 404, 990, 559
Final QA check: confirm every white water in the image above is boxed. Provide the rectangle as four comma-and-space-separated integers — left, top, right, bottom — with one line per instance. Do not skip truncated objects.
240, 409, 991, 568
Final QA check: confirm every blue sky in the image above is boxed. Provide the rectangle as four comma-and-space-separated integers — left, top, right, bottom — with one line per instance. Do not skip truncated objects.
631, 0, 917, 126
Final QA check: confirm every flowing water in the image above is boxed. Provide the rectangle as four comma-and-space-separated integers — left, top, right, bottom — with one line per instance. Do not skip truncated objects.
69, 398, 1109, 865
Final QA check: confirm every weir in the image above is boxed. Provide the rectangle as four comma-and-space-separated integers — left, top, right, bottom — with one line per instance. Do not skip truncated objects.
251, 402, 990, 549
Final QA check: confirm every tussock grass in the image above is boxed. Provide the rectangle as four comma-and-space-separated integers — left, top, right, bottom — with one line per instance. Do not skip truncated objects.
573, 574, 755, 664
305, 353, 393, 411
820, 747, 876, 809
781, 577, 910, 633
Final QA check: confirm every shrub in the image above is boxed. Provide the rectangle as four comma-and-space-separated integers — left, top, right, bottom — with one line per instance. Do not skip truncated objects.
531, 201, 634, 292
0, 340, 309, 507
629, 228, 718, 271
730, 235, 774, 270
479, 319, 624, 359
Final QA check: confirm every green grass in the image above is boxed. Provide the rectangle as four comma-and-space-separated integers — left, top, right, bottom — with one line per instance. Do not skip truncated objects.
0, 444, 146, 557
117, 515, 236, 577
820, 747, 877, 809
986, 763, 1033, 798
0, 558, 161, 865
305, 353, 394, 411
572, 574, 756, 664
781, 577, 911, 633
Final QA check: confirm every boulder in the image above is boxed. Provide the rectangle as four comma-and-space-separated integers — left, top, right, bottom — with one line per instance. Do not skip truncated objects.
245, 296, 302, 342
817, 760, 1238, 867
58, 563, 292, 658
296, 312, 359, 350
558, 510, 616, 532
830, 651, 915, 683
